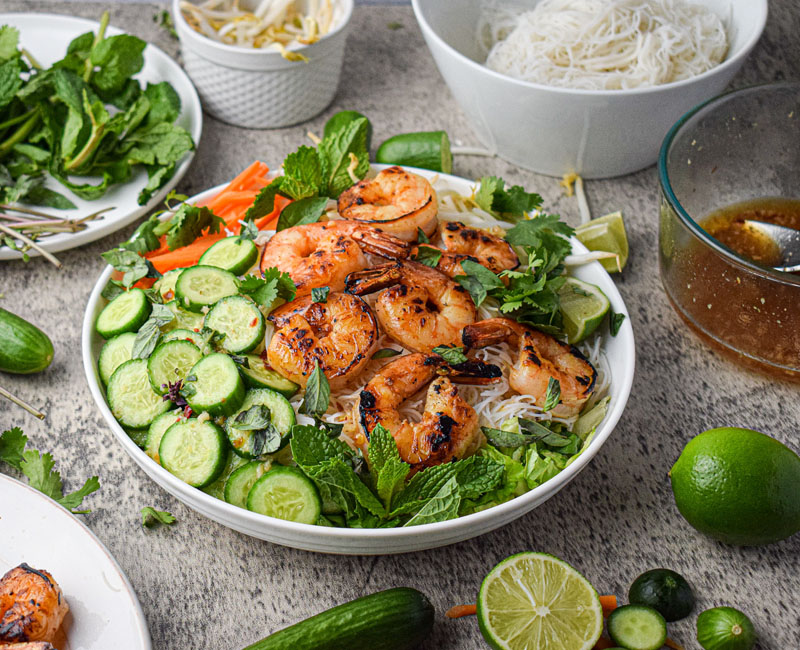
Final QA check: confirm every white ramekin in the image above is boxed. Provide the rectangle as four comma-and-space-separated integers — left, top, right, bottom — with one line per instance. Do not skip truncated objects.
173, 0, 354, 128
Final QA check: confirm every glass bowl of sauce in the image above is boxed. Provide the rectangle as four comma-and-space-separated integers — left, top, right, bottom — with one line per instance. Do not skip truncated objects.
658, 82, 800, 380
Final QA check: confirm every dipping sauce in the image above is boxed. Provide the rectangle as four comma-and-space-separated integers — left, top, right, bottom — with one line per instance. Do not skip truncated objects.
701, 197, 800, 268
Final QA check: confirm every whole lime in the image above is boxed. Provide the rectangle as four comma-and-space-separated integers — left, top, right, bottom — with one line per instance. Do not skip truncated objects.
670, 427, 800, 545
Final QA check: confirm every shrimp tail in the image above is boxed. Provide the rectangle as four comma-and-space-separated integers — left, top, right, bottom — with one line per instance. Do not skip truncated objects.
350, 226, 410, 260
344, 262, 403, 296
461, 317, 521, 349
446, 359, 503, 385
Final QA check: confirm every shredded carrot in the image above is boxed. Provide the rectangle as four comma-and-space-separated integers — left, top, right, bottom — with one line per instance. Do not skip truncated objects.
599, 595, 618, 617
445, 604, 477, 619
592, 636, 617, 649
146, 233, 227, 274
665, 638, 685, 650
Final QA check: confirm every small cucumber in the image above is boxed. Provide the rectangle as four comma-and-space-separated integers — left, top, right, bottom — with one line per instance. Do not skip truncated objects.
376, 131, 452, 173
0, 308, 54, 374
628, 568, 695, 622
243, 587, 434, 650
696, 606, 756, 650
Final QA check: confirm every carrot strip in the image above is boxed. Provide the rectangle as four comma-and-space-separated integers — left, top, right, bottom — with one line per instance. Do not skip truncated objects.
445, 604, 477, 619
599, 595, 618, 617
147, 233, 227, 273
665, 638, 685, 650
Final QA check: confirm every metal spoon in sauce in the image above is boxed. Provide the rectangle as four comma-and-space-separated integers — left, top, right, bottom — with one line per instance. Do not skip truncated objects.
744, 220, 800, 272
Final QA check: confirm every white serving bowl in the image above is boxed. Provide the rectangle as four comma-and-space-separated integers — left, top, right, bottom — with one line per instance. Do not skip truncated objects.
411, 0, 767, 179
172, 0, 353, 128
82, 167, 635, 554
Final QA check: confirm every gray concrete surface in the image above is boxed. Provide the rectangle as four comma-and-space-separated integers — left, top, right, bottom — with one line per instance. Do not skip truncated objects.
2, 2, 799, 649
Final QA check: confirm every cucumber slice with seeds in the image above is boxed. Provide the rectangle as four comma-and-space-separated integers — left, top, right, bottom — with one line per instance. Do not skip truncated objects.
224, 461, 269, 508
146, 410, 183, 462
98, 332, 137, 385
162, 328, 204, 347
159, 418, 228, 488
224, 388, 296, 458
175, 265, 238, 314
607, 605, 668, 650
246, 465, 321, 523
201, 452, 247, 500
185, 353, 245, 416
199, 237, 259, 275
154, 268, 185, 302
164, 300, 206, 332
147, 339, 203, 394
96, 288, 151, 339
107, 359, 171, 429
239, 353, 299, 398
204, 295, 265, 354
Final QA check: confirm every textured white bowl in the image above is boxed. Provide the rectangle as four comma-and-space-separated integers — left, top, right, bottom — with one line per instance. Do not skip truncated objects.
82, 167, 635, 554
412, 0, 767, 179
173, 0, 353, 128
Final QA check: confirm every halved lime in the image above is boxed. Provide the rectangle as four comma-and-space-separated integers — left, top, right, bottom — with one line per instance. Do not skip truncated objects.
575, 211, 629, 273
558, 277, 610, 344
478, 552, 604, 650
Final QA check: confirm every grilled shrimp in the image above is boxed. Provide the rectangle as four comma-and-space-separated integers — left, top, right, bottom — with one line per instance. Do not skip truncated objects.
462, 318, 597, 417
346, 260, 477, 353
337, 166, 438, 241
267, 292, 378, 389
260, 220, 409, 295
356, 353, 500, 469
0, 565, 68, 645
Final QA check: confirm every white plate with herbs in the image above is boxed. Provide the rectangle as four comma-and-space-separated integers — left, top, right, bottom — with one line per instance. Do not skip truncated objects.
0, 13, 202, 261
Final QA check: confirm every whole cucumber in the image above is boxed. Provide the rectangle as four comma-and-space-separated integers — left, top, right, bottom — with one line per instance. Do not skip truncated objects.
0, 307, 54, 374
243, 587, 434, 650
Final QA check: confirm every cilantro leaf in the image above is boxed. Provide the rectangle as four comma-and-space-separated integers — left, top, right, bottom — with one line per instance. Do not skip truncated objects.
432, 344, 468, 365
237, 269, 296, 309
412, 245, 442, 268
122, 214, 163, 254
475, 176, 543, 221
403, 476, 460, 526
543, 377, 561, 412
20, 449, 64, 501
141, 506, 176, 528
505, 213, 574, 260
454, 259, 503, 307
417, 227, 429, 243
57, 476, 101, 512
0, 427, 27, 470
165, 204, 224, 251
245, 177, 285, 221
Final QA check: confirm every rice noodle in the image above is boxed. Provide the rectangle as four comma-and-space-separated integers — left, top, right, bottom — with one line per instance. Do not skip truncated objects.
478, 0, 728, 90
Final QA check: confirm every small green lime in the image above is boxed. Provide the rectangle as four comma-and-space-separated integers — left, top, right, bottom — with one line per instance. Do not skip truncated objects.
574, 211, 629, 272
670, 427, 800, 545
477, 552, 603, 650
697, 606, 756, 650
557, 277, 610, 344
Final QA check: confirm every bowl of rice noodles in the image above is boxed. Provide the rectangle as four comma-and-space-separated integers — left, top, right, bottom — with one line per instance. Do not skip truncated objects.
172, 0, 354, 128
411, 0, 767, 178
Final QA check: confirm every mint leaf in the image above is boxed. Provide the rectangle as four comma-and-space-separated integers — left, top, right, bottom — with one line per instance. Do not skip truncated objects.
432, 344, 468, 365
367, 425, 409, 510
141, 506, 176, 528
90, 33, 146, 93
412, 245, 442, 268
122, 214, 162, 254
238, 219, 259, 241
0, 427, 27, 470
132, 303, 174, 359
245, 177, 285, 221
543, 377, 561, 412
403, 477, 460, 526
276, 196, 328, 232
0, 25, 20, 62
390, 463, 457, 517
290, 424, 353, 466
610, 310, 626, 336
101, 248, 160, 288
280, 145, 323, 199
305, 458, 385, 517
318, 116, 370, 198
57, 476, 100, 512
372, 348, 401, 360
451, 456, 504, 499
300, 361, 330, 419
417, 227, 429, 243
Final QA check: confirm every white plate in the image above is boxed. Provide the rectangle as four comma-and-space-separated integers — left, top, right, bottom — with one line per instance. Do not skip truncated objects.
0, 473, 151, 649
0, 13, 203, 261
82, 166, 636, 555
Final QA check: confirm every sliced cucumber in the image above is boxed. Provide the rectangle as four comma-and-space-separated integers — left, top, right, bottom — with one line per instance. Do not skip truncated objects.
375, 131, 452, 174
107, 359, 171, 429
224, 388, 296, 458
159, 418, 228, 488
239, 353, 299, 398
98, 332, 137, 385
246, 465, 321, 524
204, 295, 265, 354
224, 461, 269, 508
201, 452, 247, 500
154, 268, 184, 302
607, 605, 668, 650
164, 300, 206, 332
199, 237, 259, 276
125, 427, 148, 449
162, 328, 204, 347
175, 265, 238, 314
146, 410, 183, 462
147, 339, 203, 394
185, 353, 245, 416
96, 288, 151, 339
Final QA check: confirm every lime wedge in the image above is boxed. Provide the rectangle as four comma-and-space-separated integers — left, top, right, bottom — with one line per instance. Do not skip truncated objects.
477, 552, 604, 650
558, 277, 610, 344
575, 211, 629, 273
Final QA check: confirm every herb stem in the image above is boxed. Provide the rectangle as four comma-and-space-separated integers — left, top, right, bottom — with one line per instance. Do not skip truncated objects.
0, 108, 38, 132
0, 204, 72, 220
0, 224, 63, 268
0, 111, 41, 159
21, 48, 43, 70
83, 11, 110, 82
0, 385, 46, 420
451, 146, 495, 157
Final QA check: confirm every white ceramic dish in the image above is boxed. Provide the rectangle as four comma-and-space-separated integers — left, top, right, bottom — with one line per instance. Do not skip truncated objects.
82, 166, 635, 554
0, 14, 202, 261
172, 0, 354, 128
411, 0, 767, 179
0, 473, 151, 649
